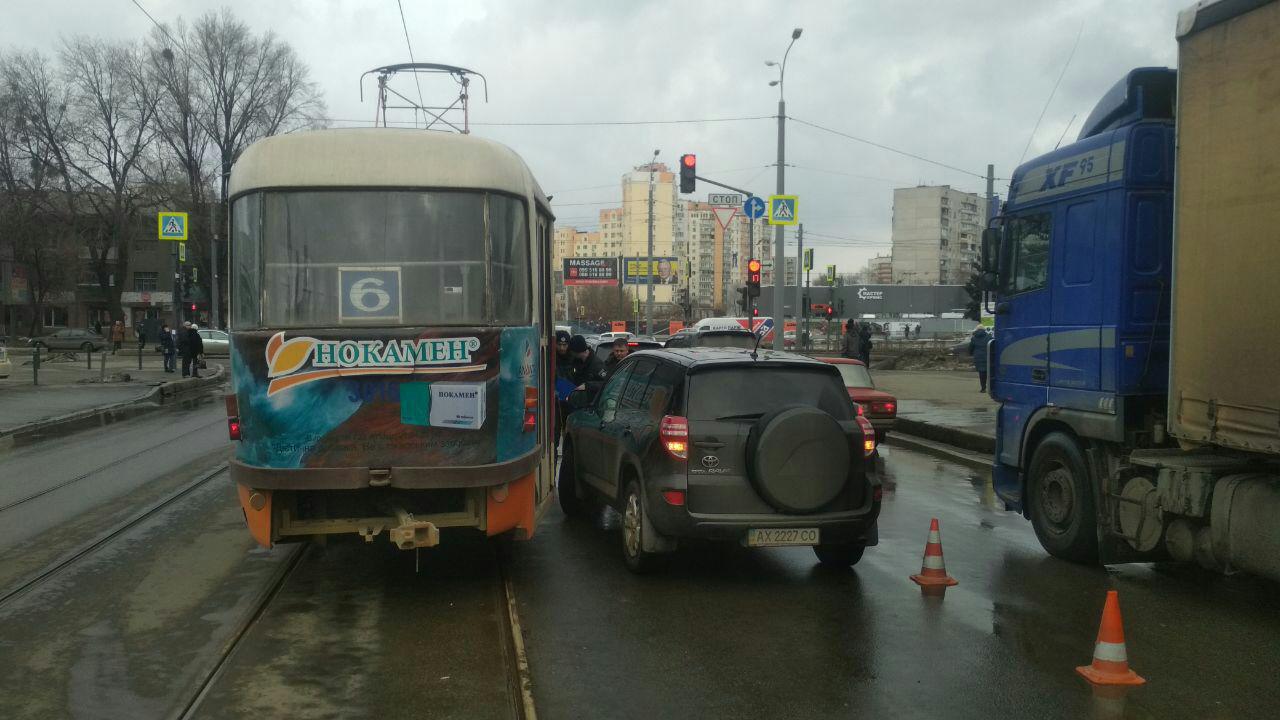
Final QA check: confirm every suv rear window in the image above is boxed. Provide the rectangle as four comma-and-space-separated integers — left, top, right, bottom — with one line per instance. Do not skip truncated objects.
687, 367, 853, 421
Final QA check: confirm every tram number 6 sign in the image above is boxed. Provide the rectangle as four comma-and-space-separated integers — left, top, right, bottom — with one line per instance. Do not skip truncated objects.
339, 266, 402, 322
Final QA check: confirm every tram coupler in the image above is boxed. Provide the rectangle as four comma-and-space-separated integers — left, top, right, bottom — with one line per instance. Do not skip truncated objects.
388, 508, 440, 550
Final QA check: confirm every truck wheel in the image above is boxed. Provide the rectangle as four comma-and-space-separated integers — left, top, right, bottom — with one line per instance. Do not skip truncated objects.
557, 443, 584, 517
1027, 432, 1099, 564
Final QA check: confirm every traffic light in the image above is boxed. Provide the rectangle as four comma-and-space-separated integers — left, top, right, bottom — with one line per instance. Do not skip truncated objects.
738, 286, 750, 313
190, 303, 197, 312
753, 307, 760, 317
825, 305, 834, 320
679, 154, 696, 194
746, 258, 762, 297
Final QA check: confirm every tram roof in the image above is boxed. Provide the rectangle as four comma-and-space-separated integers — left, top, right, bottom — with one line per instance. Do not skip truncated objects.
228, 128, 550, 209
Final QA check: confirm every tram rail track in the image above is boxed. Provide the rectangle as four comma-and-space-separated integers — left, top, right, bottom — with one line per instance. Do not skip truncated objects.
0, 416, 226, 515
0, 461, 229, 607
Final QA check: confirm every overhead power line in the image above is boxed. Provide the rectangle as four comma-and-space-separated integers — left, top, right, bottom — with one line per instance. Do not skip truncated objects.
787, 116, 990, 181
394, 0, 426, 128
309, 115, 775, 128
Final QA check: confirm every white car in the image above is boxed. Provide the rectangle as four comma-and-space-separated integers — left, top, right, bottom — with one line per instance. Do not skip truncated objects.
197, 329, 230, 356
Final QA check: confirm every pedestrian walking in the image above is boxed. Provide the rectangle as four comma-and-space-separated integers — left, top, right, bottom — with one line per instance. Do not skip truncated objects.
110, 320, 125, 354
969, 326, 992, 392
159, 322, 176, 373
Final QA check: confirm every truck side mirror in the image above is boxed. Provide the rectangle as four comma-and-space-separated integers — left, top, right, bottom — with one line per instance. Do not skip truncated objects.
980, 227, 1000, 289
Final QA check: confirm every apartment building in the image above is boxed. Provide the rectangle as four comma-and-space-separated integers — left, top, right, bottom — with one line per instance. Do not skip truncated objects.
890, 185, 988, 285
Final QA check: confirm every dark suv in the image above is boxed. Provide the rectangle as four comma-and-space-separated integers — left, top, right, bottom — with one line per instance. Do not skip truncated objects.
559, 347, 880, 572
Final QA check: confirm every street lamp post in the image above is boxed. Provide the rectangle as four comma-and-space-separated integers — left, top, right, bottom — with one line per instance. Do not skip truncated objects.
645, 148, 659, 334
767, 27, 802, 349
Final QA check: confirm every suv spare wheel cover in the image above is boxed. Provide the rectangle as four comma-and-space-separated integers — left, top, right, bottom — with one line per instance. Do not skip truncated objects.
747, 406, 850, 513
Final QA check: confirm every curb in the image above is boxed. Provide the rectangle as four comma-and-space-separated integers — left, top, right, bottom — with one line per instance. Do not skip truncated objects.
893, 416, 996, 455
0, 363, 226, 453
884, 431, 994, 472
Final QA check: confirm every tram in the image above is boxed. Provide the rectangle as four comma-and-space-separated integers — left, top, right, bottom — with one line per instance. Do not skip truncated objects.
225, 129, 556, 550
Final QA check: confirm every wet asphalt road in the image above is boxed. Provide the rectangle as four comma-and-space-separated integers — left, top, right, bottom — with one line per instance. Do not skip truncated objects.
2, 401, 1278, 720
508, 444, 1280, 720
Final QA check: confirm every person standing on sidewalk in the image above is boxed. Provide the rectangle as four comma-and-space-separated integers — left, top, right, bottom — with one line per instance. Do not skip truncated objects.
969, 326, 992, 392
181, 323, 204, 378
841, 321, 858, 359
159, 322, 176, 373
110, 320, 124, 354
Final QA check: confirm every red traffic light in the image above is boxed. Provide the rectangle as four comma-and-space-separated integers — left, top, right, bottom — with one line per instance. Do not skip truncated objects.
753, 307, 760, 316
682, 154, 696, 167
190, 304, 197, 311
747, 258, 762, 273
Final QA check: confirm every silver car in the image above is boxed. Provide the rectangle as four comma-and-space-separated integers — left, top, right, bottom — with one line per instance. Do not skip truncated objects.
0, 345, 12, 378
29, 328, 107, 353
197, 329, 230, 356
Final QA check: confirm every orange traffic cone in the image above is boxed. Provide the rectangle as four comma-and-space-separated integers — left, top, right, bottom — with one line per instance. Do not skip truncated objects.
910, 518, 958, 588
1076, 590, 1145, 686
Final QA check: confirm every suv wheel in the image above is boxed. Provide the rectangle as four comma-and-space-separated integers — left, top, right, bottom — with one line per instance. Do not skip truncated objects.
813, 542, 865, 567
557, 443, 584, 517
621, 479, 667, 574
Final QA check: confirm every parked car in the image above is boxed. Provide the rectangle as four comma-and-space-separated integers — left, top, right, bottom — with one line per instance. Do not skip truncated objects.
817, 358, 897, 443
197, 328, 230, 356
559, 347, 880, 572
0, 345, 12, 379
662, 328, 757, 349
28, 328, 106, 353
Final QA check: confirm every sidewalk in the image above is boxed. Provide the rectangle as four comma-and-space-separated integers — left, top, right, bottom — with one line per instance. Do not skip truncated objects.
0, 347, 225, 435
872, 369, 997, 454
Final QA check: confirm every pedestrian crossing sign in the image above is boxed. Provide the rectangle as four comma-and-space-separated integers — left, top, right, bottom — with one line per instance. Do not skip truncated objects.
768, 195, 798, 226
158, 211, 188, 241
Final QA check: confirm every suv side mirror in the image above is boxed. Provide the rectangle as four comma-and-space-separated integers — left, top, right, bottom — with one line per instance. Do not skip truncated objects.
567, 388, 595, 410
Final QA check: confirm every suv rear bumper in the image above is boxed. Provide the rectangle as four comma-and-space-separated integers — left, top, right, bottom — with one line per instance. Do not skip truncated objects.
646, 483, 881, 546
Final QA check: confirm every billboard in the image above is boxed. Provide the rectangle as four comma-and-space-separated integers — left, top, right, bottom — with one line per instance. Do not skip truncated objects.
563, 258, 619, 286
623, 257, 681, 285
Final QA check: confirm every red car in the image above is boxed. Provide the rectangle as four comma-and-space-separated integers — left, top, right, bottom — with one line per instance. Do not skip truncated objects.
818, 358, 897, 442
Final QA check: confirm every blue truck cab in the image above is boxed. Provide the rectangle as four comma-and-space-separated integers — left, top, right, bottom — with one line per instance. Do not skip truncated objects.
987, 68, 1177, 561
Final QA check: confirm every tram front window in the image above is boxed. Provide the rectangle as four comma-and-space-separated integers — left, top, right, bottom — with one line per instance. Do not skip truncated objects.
232, 190, 530, 327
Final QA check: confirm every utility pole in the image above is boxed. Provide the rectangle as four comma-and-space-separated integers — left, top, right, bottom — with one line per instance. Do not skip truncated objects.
767, 28, 801, 349
645, 149, 659, 334
986, 163, 995, 222
209, 199, 221, 329
794, 223, 803, 351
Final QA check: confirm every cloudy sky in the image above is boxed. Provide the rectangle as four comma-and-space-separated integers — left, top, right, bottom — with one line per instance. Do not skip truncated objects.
5, 0, 1187, 273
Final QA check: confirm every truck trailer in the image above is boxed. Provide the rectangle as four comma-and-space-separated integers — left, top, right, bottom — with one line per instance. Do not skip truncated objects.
982, 0, 1280, 580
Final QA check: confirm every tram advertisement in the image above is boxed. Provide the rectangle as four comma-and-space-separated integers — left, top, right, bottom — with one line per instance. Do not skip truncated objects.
230, 326, 541, 470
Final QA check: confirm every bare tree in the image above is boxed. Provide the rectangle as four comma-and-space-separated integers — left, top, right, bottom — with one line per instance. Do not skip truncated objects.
0, 51, 80, 336
155, 10, 324, 325
53, 37, 161, 323
188, 10, 324, 203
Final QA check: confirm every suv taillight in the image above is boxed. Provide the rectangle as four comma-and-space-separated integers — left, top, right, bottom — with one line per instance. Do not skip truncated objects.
660, 415, 688, 459
856, 416, 875, 457
228, 417, 242, 441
